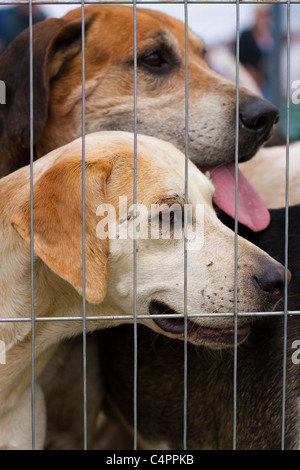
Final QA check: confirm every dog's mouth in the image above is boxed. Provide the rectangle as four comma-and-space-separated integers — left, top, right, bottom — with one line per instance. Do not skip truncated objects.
149, 300, 250, 346
200, 162, 270, 233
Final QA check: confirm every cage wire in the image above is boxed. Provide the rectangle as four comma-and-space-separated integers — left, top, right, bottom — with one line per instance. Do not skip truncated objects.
0, 0, 298, 452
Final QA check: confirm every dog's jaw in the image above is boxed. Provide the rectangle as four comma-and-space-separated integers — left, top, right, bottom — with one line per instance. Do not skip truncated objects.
148, 300, 251, 349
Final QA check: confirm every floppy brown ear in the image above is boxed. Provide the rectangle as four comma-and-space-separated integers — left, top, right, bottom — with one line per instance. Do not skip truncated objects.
11, 157, 112, 304
0, 10, 96, 176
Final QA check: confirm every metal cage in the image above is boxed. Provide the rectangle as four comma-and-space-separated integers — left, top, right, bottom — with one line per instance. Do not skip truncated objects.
0, 0, 299, 452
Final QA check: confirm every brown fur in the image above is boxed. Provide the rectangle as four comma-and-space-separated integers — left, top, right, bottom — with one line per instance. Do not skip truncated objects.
12, 157, 111, 304
97, 317, 299, 450
0, 5, 275, 177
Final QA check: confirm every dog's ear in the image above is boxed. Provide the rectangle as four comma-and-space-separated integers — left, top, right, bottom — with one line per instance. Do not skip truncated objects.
11, 157, 112, 304
0, 10, 96, 176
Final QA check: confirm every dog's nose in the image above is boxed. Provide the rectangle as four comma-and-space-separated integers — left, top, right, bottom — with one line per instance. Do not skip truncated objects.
252, 265, 291, 301
239, 97, 279, 136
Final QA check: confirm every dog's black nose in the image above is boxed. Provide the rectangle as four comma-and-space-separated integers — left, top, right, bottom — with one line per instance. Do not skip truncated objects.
253, 265, 290, 300
239, 97, 279, 136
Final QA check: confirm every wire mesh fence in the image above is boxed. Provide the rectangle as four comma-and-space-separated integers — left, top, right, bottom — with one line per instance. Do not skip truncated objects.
0, 0, 299, 452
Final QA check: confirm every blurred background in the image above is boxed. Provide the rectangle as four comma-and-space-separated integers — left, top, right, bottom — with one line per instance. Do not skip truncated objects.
0, 2, 299, 142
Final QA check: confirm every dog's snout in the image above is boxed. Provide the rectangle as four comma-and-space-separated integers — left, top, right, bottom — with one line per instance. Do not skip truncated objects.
239, 98, 279, 136
253, 264, 291, 300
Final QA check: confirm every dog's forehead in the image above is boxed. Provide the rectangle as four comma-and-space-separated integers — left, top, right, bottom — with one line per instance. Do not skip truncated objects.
136, 7, 206, 50
29, 131, 215, 209
133, 134, 215, 206
85, 5, 205, 56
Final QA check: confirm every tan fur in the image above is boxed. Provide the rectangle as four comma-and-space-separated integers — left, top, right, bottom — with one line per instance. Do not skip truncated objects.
12, 157, 112, 304
0, 131, 287, 449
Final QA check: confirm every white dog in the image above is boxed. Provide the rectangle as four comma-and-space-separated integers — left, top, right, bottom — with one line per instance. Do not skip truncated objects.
0, 131, 287, 449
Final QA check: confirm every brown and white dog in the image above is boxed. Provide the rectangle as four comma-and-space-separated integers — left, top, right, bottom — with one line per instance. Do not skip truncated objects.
0, 131, 288, 449
0, 5, 279, 231
0, 4, 278, 169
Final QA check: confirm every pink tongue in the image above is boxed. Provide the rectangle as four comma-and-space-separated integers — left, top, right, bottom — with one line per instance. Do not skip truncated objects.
204, 163, 270, 232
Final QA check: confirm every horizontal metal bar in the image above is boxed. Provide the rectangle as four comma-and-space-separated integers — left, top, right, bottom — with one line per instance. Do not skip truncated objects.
1, 1, 298, 5
0, 311, 299, 322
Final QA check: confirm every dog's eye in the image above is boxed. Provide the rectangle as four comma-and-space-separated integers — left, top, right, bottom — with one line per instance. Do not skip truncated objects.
159, 211, 174, 224
158, 208, 183, 227
138, 51, 171, 73
150, 203, 184, 240
142, 52, 164, 67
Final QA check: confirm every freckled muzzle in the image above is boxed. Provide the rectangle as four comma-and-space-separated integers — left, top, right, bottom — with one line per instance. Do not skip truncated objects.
148, 257, 290, 348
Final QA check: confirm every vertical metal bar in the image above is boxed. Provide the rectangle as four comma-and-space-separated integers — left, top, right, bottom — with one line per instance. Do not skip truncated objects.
233, 0, 240, 451
133, 0, 138, 451
281, 0, 291, 450
269, 5, 281, 110
81, 0, 87, 451
29, 0, 35, 451
183, 0, 189, 452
